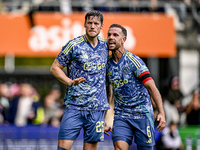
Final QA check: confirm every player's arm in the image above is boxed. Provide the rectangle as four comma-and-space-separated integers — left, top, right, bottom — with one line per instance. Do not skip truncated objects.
150, 96, 157, 109
50, 59, 86, 86
144, 79, 166, 131
104, 84, 114, 135
106, 84, 114, 107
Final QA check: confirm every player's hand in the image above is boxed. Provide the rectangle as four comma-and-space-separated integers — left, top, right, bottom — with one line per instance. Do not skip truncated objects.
156, 113, 166, 131
69, 77, 86, 86
104, 123, 112, 136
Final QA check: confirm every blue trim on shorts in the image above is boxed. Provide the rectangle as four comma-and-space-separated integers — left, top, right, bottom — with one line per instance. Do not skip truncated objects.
57, 146, 69, 150
113, 137, 132, 145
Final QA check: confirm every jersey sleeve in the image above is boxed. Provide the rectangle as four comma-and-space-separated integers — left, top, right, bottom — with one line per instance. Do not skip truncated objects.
56, 41, 73, 67
129, 54, 152, 84
138, 70, 152, 84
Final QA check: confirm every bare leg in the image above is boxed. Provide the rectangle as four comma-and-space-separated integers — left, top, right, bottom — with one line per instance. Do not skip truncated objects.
58, 139, 74, 150
83, 142, 98, 150
114, 141, 129, 150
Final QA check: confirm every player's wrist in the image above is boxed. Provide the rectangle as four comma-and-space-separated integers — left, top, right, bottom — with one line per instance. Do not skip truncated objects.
66, 79, 74, 86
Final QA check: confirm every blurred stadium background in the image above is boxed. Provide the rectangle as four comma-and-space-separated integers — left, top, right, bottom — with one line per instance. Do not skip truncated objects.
0, 0, 200, 149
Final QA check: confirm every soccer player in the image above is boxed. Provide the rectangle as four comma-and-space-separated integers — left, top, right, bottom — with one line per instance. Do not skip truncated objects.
104, 24, 166, 150
50, 10, 110, 150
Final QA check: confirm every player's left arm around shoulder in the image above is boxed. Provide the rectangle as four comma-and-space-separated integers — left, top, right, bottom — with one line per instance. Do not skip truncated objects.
144, 79, 166, 131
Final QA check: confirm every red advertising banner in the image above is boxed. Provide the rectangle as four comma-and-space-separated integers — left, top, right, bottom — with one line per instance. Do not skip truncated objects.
0, 12, 176, 57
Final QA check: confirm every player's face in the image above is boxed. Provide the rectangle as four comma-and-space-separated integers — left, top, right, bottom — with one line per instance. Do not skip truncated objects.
107, 27, 125, 51
84, 16, 103, 38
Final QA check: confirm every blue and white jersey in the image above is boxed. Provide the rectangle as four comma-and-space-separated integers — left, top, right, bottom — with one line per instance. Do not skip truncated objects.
106, 49, 154, 119
57, 35, 110, 111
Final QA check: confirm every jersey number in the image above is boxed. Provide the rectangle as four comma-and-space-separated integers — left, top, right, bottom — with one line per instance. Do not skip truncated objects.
96, 121, 104, 133
147, 126, 151, 137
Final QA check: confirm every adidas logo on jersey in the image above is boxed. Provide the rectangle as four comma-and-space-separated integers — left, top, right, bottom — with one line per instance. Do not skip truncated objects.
146, 139, 152, 143
82, 54, 88, 59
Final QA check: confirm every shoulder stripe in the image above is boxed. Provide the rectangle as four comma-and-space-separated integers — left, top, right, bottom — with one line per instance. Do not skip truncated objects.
67, 37, 84, 50
63, 36, 84, 54
125, 52, 141, 69
63, 36, 85, 55
128, 54, 141, 69
83, 34, 87, 42
98, 36, 106, 42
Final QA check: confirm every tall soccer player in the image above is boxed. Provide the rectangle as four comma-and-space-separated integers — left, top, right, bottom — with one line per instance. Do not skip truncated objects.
50, 10, 110, 150
104, 24, 166, 150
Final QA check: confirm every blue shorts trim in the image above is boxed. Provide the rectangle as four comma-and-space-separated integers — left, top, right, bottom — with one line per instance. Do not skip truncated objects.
57, 146, 69, 150
113, 137, 132, 145
58, 108, 105, 143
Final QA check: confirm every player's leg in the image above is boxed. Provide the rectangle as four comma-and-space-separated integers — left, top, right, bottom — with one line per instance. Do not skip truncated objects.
83, 110, 105, 150
112, 118, 134, 150
83, 142, 98, 150
58, 140, 74, 150
58, 108, 83, 149
113, 140, 129, 150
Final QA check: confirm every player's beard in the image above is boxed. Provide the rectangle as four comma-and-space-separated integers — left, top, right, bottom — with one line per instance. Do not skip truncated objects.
109, 48, 117, 52
86, 31, 99, 39
108, 44, 120, 52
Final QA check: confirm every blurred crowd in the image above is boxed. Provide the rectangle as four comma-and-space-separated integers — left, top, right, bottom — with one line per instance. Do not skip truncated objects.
0, 82, 64, 127
162, 76, 200, 126
1, 76, 199, 127
0, 0, 189, 14
154, 76, 200, 150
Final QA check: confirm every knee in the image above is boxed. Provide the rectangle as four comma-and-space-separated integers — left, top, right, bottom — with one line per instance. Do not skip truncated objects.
114, 141, 129, 150
58, 140, 73, 150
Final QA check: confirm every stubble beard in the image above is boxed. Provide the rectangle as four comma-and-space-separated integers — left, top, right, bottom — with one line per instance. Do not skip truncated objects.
86, 31, 99, 39
109, 44, 120, 52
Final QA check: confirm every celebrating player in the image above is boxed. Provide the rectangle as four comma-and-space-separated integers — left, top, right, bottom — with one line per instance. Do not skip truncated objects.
104, 24, 166, 150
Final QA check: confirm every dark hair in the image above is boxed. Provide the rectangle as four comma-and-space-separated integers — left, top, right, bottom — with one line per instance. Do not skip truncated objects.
85, 10, 103, 24
109, 24, 127, 37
